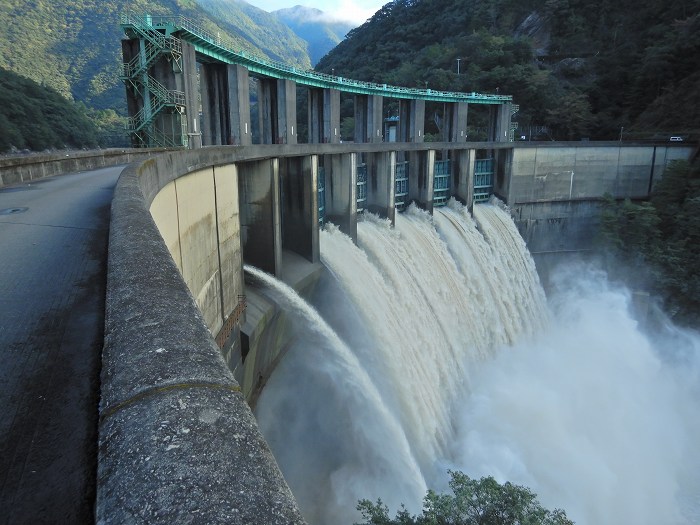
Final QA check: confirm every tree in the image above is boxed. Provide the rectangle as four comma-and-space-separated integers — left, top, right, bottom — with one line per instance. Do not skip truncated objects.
355, 471, 574, 525
598, 159, 700, 325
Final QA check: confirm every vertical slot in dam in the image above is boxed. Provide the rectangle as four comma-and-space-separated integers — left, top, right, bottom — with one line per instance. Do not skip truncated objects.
249, 200, 700, 525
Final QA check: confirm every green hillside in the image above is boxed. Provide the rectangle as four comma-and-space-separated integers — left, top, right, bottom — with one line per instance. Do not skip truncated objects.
317, 0, 700, 140
0, 67, 99, 153
0, 0, 313, 115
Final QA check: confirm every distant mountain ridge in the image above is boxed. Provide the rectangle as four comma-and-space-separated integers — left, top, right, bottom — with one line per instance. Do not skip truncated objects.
273, 5, 355, 65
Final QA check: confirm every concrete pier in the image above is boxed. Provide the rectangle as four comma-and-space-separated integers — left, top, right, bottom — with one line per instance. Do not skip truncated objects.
308, 88, 341, 144
324, 152, 358, 241
238, 159, 282, 276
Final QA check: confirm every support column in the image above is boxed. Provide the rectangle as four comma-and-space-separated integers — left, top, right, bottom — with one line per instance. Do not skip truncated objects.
366, 151, 396, 225
238, 159, 282, 276
200, 64, 226, 146
257, 79, 275, 144
257, 78, 297, 144
324, 88, 341, 144
408, 149, 435, 214
493, 147, 515, 204
308, 88, 322, 144
441, 104, 453, 142
181, 42, 201, 149
450, 102, 469, 142
398, 99, 425, 143
490, 102, 512, 142
325, 153, 358, 242
308, 88, 340, 144
280, 155, 319, 263
276, 79, 297, 145
451, 148, 475, 210
226, 64, 251, 145
354, 94, 384, 143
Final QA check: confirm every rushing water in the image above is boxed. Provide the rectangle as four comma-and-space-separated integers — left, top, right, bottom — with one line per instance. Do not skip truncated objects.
253, 200, 700, 525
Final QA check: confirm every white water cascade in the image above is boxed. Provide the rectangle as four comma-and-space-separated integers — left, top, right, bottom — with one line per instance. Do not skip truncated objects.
253, 200, 700, 525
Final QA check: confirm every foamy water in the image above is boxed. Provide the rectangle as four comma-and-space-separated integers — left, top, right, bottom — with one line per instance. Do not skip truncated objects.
253, 200, 700, 524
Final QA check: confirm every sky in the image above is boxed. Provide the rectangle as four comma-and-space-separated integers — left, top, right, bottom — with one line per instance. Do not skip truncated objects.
244, 0, 386, 25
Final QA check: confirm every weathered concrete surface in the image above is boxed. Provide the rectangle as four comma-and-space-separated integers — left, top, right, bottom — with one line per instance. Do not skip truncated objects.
503, 143, 694, 203
100, 158, 305, 524
0, 165, 121, 524
98, 387, 303, 524
502, 143, 694, 258
0, 148, 168, 188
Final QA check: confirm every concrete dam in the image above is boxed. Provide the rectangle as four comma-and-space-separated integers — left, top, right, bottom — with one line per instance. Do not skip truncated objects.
97, 138, 696, 525
94, 12, 699, 525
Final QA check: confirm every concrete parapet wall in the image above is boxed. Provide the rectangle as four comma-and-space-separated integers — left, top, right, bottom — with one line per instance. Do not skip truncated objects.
101, 149, 307, 524
504, 143, 693, 203
0, 148, 169, 188
503, 143, 694, 261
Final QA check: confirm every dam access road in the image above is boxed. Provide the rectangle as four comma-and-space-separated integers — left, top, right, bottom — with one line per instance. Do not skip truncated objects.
0, 165, 121, 524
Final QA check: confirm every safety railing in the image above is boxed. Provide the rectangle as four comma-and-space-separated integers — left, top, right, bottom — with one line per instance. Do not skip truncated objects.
120, 12, 512, 104
121, 36, 182, 79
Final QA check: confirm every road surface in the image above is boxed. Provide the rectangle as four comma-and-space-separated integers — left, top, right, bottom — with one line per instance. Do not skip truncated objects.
0, 166, 122, 524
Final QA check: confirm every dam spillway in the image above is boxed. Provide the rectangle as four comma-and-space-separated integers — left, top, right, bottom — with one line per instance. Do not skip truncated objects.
253, 201, 547, 523
251, 201, 700, 525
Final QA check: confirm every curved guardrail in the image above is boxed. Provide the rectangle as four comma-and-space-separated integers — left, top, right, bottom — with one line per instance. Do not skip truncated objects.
120, 13, 513, 104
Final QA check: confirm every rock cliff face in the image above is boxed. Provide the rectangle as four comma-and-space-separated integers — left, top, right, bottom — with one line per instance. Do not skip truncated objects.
514, 11, 550, 56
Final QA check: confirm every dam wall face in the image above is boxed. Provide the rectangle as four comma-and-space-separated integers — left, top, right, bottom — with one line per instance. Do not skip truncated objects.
93, 140, 694, 522
99, 146, 309, 525
496, 143, 694, 265
149, 164, 243, 340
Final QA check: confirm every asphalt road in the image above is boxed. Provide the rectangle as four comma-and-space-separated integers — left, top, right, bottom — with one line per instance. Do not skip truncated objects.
0, 166, 122, 524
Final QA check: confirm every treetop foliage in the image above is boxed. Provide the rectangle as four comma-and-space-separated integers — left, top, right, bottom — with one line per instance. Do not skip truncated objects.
355, 470, 574, 525
599, 159, 700, 324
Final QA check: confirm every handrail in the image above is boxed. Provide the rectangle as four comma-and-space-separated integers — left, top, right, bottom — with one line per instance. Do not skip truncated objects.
120, 12, 512, 104
127, 76, 185, 132
122, 35, 182, 78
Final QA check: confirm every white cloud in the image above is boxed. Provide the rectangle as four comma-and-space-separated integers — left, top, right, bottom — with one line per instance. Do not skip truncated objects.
246, 0, 383, 25
325, 0, 381, 24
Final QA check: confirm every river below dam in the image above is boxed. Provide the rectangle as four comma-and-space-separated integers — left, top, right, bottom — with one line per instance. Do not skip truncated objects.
250, 200, 700, 525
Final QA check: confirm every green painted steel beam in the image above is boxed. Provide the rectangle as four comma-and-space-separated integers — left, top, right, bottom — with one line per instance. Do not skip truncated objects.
121, 13, 512, 105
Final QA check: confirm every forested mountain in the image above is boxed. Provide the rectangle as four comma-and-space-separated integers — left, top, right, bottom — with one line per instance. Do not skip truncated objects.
0, 0, 313, 115
0, 67, 100, 153
317, 0, 700, 140
274, 6, 355, 65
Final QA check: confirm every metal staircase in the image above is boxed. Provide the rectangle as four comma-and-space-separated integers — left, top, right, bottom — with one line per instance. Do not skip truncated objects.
509, 104, 520, 142
120, 14, 187, 148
